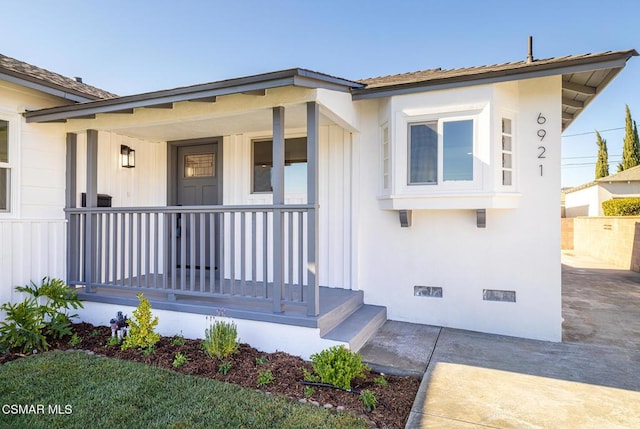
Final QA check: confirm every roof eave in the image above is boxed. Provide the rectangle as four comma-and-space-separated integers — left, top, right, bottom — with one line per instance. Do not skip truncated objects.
24, 68, 364, 123
0, 69, 101, 103
352, 50, 638, 100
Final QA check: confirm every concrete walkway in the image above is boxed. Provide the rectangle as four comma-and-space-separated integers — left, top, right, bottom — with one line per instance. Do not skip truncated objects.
359, 251, 640, 428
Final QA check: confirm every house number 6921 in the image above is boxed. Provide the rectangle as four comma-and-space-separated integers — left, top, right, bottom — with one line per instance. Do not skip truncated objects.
537, 113, 546, 176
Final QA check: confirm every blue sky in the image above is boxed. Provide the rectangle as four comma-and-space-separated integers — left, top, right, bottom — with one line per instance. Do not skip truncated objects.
2, 0, 639, 187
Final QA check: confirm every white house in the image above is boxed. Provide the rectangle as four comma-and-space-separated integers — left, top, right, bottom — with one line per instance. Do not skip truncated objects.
565, 165, 640, 217
1, 49, 636, 358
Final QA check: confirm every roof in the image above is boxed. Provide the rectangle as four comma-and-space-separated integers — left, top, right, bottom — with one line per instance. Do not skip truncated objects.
23, 49, 637, 127
24, 68, 364, 123
597, 164, 640, 183
355, 49, 638, 130
0, 53, 117, 101
565, 165, 640, 194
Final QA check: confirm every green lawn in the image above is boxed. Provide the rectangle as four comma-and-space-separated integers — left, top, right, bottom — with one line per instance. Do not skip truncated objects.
0, 351, 368, 429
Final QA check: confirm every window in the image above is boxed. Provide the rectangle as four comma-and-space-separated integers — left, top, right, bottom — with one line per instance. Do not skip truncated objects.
0, 120, 9, 211
408, 119, 474, 185
381, 125, 391, 190
252, 137, 307, 193
184, 153, 215, 177
501, 118, 513, 186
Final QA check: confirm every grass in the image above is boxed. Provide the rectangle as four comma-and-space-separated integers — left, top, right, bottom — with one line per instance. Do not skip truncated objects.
0, 351, 368, 429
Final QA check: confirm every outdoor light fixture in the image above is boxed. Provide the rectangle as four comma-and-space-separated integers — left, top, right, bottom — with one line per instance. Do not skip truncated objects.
120, 144, 135, 168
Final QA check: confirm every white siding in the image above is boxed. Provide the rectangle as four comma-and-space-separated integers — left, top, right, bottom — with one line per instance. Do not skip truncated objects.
0, 220, 66, 304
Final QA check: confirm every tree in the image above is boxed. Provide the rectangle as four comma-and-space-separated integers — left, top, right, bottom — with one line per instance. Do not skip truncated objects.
595, 131, 609, 179
620, 105, 640, 171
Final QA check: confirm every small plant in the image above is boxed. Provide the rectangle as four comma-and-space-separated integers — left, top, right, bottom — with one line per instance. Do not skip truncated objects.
202, 319, 239, 360
106, 336, 120, 347
308, 345, 370, 390
121, 294, 160, 352
373, 373, 388, 387
360, 389, 377, 411
171, 333, 186, 346
304, 386, 315, 398
141, 345, 155, 356
89, 329, 100, 337
255, 356, 268, 365
172, 352, 188, 368
68, 333, 82, 347
257, 369, 274, 388
218, 361, 232, 375
0, 277, 83, 353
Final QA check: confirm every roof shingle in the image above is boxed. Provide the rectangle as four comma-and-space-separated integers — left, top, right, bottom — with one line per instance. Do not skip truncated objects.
0, 54, 116, 100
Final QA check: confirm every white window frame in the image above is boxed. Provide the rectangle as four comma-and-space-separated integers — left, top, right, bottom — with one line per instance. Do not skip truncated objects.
0, 112, 19, 217
404, 111, 480, 192
380, 123, 390, 192
500, 113, 516, 189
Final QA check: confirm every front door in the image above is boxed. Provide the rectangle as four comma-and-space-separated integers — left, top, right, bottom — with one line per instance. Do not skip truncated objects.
176, 143, 219, 270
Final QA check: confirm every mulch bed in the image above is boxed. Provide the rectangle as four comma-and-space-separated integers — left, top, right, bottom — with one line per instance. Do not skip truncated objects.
1, 322, 420, 428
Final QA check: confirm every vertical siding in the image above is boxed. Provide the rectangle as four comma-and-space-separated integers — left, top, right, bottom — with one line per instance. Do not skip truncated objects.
0, 220, 66, 306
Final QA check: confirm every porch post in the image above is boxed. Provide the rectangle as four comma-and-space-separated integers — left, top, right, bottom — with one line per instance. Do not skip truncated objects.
272, 107, 285, 313
306, 102, 320, 316
85, 129, 98, 293
65, 133, 77, 285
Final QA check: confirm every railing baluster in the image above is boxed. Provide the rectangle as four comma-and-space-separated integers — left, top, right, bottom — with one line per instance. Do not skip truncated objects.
120, 213, 125, 287
230, 212, 236, 295
128, 213, 134, 288
96, 213, 103, 284
199, 212, 206, 293
288, 211, 294, 302
104, 213, 111, 285
145, 212, 150, 288
171, 212, 177, 294
180, 212, 186, 291
240, 211, 246, 296
209, 212, 215, 295
219, 212, 225, 295
251, 212, 257, 298
298, 211, 304, 303
189, 212, 196, 292
263, 211, 268, 298
137, 212, 142, 289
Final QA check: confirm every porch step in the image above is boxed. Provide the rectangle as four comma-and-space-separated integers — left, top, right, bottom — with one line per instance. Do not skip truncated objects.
316, 289, 364, 336
321, 304, 387, 352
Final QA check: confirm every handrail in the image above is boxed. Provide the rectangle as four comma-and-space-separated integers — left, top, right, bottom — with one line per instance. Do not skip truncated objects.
65, 204, 314, 214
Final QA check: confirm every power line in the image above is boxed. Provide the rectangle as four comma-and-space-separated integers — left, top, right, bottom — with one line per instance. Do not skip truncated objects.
562, 154, 622, 160
562, 127, 623, 138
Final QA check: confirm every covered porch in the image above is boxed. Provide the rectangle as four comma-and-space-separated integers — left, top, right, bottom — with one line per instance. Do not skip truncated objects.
26, 70, 382, 337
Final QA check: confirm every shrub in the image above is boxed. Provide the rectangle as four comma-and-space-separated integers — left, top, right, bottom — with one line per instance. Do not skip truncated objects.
171, 334, 186, 346
0, 277, 83, 353
308, 345, 369, 390
173, 352, 188, 368
202, 319, 239, 360
360, 389, 377, 411
121, 294, 160, 351
257, 369, 274, 388
218, 361, 232, 375
373, 374, 388, 387
68, 333, 82, 347
255, 356, 268, 365
602, 198, 640, 216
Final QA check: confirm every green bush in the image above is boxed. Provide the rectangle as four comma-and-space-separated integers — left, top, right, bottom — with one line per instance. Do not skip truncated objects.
202, 319, 239, 360
307, 345, 369, 390
359, 389, 377, 411
0, 277, 83, 353
602, 198, 640, 216
122, 294, 160, 352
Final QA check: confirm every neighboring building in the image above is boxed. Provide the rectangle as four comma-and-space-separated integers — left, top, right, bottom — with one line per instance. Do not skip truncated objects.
1, 49, 636, 358
564, 165, 640, 217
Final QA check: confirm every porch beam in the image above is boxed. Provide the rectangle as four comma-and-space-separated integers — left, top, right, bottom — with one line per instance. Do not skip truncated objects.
85, 129, 99, 293
103, 108, 135, 114
66, 133, 77, 284
272, 106, 285, 313
187, 96, 217, 103
306, 102, 320, 316
242, 89, 266, 96
145, 102, 174, 109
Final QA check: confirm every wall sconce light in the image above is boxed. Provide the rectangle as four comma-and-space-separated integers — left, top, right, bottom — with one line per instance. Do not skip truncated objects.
120, 145, 135, 168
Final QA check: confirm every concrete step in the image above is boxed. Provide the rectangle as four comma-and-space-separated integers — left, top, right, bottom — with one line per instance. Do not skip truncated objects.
316, 289, 364, 336
322, 304, 387, 352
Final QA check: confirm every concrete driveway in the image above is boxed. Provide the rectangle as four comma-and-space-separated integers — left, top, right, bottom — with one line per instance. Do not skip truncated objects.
361, 252, 640, 428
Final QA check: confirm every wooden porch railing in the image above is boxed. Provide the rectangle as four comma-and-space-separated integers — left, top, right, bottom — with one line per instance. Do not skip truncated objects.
66, 205, 315, 313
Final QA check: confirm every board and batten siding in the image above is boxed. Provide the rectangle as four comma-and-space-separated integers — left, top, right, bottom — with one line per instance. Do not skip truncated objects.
223, 125, 353, 289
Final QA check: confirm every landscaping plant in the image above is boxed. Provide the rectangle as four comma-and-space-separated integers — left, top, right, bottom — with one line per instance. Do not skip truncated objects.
68, 333, 82, 347
0, 277, 83, 353
202, 319, 239, 360
172, 352, 188, 368
360, 389, 377, 411
218, 361, 232, 375
257, 369, 275, 388
306, 345, 370, 390
121, 294, 160, 352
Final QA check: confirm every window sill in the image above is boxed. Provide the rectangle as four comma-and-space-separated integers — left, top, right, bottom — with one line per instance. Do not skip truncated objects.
377, 192, 522, 210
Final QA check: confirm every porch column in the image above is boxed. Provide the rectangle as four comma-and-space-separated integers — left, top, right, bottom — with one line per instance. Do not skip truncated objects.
306, 102, 320, 316
272, 107, 285, 313
84, 129, 98, 293
65, 133, 77, 285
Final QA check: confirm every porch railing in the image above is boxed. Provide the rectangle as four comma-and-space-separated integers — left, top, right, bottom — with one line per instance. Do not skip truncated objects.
66, 205, 314, 313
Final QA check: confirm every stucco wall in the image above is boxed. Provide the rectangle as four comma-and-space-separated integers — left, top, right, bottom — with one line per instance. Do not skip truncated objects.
573, 216, 640, 271
354, 76, 562, 342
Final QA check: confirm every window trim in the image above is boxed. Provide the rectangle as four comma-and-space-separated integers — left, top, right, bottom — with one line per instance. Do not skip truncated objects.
405, 113, 479, 190
500, 113, 516, 189
0, 113, 19, 216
